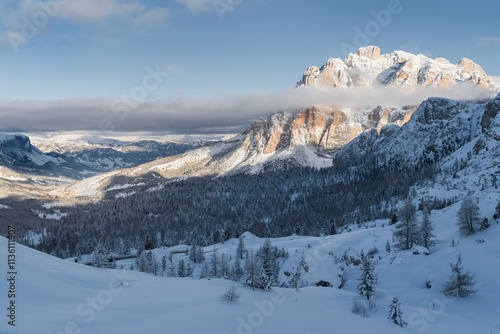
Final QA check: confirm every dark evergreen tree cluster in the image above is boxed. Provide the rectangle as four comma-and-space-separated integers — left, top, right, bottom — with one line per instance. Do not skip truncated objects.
28, 158, 443, 258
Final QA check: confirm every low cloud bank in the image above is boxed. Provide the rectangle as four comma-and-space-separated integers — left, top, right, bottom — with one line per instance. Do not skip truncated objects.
0, 84, 496, 134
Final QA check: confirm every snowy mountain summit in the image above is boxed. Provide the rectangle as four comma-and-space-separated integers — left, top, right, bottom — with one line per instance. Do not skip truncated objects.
298, 46, 496, 89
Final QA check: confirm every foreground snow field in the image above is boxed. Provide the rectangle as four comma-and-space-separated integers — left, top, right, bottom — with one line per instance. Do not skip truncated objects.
1, 193, 500, 334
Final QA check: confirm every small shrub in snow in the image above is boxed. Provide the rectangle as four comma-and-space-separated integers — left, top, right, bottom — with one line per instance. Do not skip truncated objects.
352, 300, 377, 318
351, 300, 368, 317
367, 247, 378, 258
480, 218, 490, 231
222, 285, 240, 302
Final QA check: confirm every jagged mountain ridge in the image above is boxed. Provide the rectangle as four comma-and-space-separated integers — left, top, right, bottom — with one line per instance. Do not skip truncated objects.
298, 46, 496, 89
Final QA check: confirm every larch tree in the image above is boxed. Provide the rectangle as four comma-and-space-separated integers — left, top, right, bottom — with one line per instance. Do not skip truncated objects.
236, 235, 245, 260
457, 196, 480, 236
394, 199, 418, 250
420, 208, 435, 249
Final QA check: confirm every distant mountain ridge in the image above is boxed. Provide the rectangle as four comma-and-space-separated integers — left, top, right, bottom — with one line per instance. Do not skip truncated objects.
0, 134, 61, 167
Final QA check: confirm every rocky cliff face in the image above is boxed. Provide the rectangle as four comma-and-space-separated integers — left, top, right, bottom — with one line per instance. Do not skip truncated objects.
242, 105, 416, 154
298, 46, 496, 89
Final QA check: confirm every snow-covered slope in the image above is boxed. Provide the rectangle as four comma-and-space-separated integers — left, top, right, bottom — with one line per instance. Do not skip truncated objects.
298, 46, 496, 89
2, 192, 500, 334
336, 93, 500, 198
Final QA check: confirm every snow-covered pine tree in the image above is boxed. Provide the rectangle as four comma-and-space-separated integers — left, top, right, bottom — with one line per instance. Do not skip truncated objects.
186, 263, 193, 277
199, 261, 209, 279
420, 208, 435, 249
394, 199, 418, 250
357, 256, 376, 300
221, 253, 229, 279
390, 213, 398, 225
329, 218, 337, 235
177, 258, 186, 277
189, 241, 197, 263
167, 264, 176, 277
457, 196, 480, 236
145, 251, 154, 274
259, 239, 276, 288
493, 200, 500, 220
210, 247, 220, 278
135, 251, 146, 272
442, 254, 477, 298
388, 298, 407, 327
232, 257, 243, 282
161, 255, 167, 276
385, 241, 391, 253
290, 256, 307, 292
236, 235, 245, 260
244, 249, 262, 290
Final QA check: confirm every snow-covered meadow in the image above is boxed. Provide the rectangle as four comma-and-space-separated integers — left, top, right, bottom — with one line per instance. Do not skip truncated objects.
1, 191, 500, 334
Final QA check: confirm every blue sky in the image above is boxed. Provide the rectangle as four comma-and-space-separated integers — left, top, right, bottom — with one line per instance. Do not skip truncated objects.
0, 0, 499, 133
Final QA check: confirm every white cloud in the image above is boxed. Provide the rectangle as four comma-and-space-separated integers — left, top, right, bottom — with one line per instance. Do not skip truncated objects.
173, 0, 213, 13
0, 0, 169, 29
0, 84, 496, 134
477, 36, 500, 47
490, 76, 500, 88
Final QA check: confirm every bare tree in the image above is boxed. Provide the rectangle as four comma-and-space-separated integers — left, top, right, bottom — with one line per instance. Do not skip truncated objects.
457, 196, 480, 236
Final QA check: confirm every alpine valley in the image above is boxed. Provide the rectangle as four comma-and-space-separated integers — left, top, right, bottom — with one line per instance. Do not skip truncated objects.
1, 46, 500, 334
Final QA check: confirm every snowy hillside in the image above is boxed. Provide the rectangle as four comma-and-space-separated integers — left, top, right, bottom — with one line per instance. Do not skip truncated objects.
2, 192, 500, 334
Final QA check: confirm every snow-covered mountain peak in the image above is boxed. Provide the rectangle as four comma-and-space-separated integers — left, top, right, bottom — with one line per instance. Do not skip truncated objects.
0, 133, 60, 167
299, 46, 496, 89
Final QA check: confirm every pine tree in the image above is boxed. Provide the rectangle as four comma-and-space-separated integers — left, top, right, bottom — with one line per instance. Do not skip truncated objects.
329, 218, 337, 235
357, 256, 376, 300
186, 263, 193, 277
177, 258, 186, 277
259, 239, 276, 288
161, 255, 167, 276
135, 251, 146, 272
390, 213, 398, 225
290, 256, 306, 292
442, 254, 477, 298
244, 249, 262, 290
420, 208, 435, 249
385, 241, 391, 253
388, 298, 407, 327
199, 261, 209, 279
394, 199, 418, 250
221, 253, 229, 279
189, 241, 197, 263
236, 236, 245, 260
457, 196, 480, 236
493, 200, 500, 220
210, 247, 220, 278
232, 257, 243, 282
